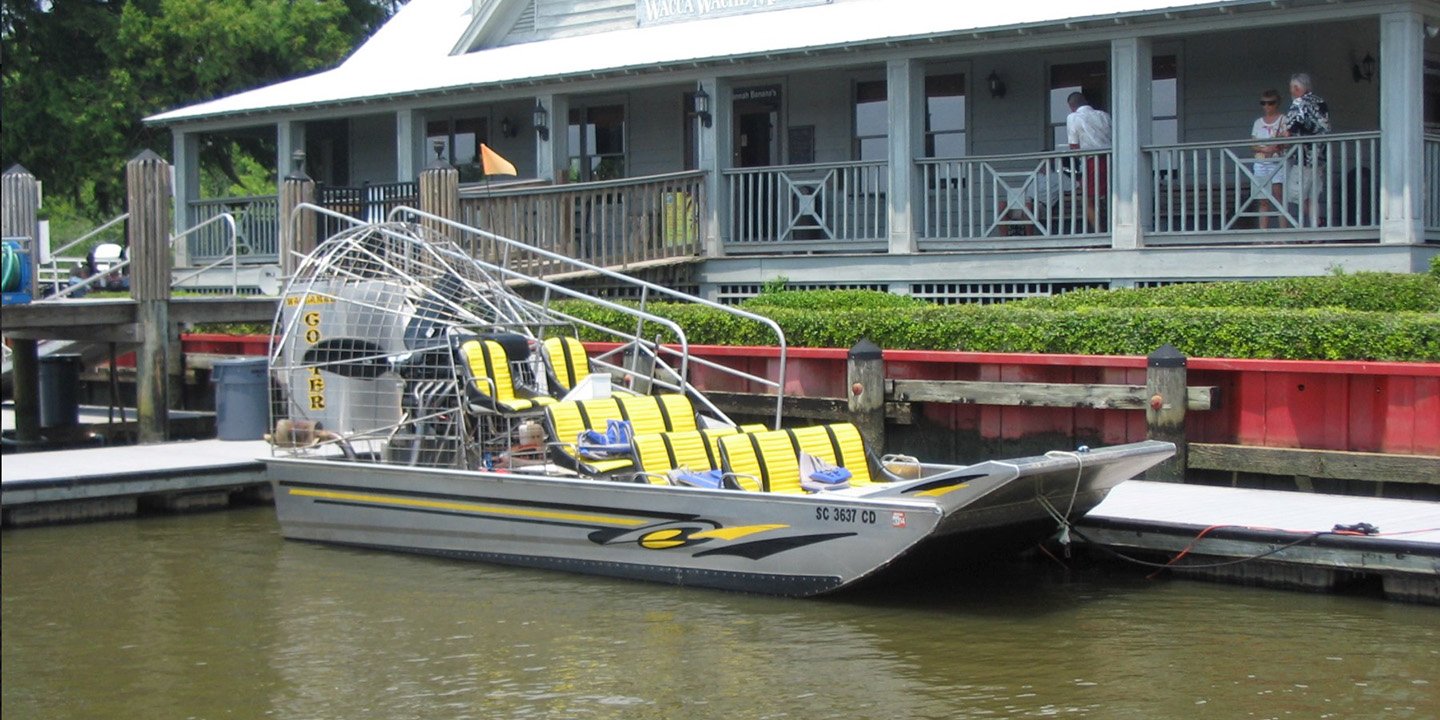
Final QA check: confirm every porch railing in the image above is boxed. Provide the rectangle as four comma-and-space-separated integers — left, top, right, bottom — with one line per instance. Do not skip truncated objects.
917, 149, 1111, 244
458, 171, 704, 274
188, 195, 279, 263
1147, 131, 1380, 237
723, 160, 887, 249
317, 181, 418, 239
1425, 134, 1440, 236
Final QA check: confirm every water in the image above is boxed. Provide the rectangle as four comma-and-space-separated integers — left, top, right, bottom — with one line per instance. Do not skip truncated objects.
3, 508, 1436, 720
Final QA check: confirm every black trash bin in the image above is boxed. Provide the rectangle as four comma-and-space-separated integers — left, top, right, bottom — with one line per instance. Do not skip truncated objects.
39, 353, 83, 428
213, 357, 270, 441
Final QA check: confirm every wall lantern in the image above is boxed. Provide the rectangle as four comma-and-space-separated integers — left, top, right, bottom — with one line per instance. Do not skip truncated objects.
532, 102, 550, 141
500, 117, 517, 138
692, 83, 713, 128
1352, 52, 1376, 83
987, 70, 1007, 99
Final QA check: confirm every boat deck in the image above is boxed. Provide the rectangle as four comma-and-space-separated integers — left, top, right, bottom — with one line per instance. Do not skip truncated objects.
1077, 480, 1440, 603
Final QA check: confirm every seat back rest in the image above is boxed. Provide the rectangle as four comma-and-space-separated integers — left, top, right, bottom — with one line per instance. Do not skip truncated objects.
718, 430, 804, 494
789, 423, 873, 485
614, 394, 696, 435
458, 339, 514, 407
656, 394, 698, 432
544, 398, 623, 465
630, 433, 677, 484
543, 336, 591, 393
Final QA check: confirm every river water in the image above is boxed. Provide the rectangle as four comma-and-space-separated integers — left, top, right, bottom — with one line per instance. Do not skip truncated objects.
3, 507, 1436, 720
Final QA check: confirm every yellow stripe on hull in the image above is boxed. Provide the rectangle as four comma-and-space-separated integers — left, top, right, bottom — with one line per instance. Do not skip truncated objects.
288, 487, 649, 527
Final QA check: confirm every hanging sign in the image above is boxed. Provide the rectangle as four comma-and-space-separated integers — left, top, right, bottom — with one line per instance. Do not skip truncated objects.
637, 0, 832, 27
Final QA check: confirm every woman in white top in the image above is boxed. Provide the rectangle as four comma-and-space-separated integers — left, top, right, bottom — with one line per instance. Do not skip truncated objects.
1251, 89, 1287, 229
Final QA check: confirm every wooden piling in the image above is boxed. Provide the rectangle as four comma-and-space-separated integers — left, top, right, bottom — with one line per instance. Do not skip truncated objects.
278, 151, 317, 277
126, 150, 173, 444
3, 165, 42, 444
419, 157, 460, 243
1144, 344, 1188, 481
847, 339, 887, 454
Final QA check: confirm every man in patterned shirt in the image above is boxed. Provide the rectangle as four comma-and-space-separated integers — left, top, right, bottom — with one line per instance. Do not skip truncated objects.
1282, 72, 1331, 225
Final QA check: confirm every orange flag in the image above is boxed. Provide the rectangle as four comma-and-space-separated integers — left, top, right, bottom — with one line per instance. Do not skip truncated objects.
480, 143, 517, 176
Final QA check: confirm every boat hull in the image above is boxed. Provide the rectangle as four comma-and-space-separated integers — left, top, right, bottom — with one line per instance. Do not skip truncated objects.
266, 440, 1173, 596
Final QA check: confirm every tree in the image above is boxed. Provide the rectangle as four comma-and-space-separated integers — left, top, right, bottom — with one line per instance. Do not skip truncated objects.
1, 0, 399, 215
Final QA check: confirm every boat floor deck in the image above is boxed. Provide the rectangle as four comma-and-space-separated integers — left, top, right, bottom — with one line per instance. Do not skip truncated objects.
1077, 481, 1440, 603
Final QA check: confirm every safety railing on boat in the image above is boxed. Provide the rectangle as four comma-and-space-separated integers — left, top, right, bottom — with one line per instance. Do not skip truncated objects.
723, 160, 888, 249
380, 205, 788, 429
1146, 131, 1380, 238
1425, 134, 1440, 237
916, 149, 1111, 245
458, 172, 704, 275
189, 195, 278, 262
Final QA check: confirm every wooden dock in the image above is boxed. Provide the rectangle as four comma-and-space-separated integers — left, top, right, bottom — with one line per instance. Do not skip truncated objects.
0, 438, 270, 527
1076, 481, 1440, 604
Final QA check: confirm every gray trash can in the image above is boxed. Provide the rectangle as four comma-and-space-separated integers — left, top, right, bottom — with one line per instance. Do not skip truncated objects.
213, 357, 270, 441
39, 353, 83, 428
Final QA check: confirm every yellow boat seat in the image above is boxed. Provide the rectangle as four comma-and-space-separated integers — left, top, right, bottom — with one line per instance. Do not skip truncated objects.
542, 336, 591, 394
718, 423, 874, 493
457, 337, 557, 415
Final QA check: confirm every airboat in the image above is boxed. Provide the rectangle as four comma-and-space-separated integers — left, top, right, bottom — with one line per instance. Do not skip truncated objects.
264, 206, 1174, 597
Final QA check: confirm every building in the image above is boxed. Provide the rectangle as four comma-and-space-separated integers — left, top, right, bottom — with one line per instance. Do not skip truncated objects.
147, 0, 1440, 302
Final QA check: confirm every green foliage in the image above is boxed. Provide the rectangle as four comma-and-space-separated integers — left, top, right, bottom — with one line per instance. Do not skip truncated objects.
1012, 273, 1440, 313
1, 0, 395, 215
741, 288, 928, 311
554, 273, 1440, 361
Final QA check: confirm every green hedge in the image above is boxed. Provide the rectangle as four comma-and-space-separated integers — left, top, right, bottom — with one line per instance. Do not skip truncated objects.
1012, 272, 1440, 313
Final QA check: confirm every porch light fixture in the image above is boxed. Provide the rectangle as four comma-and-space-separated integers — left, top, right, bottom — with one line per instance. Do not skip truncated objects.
431, 139, 446, 163
500, 117, 516, 138
987, 71, 1007, 99
532, 102, 550, 141
692, 84, 713, 128
1352, 52, 1376, 83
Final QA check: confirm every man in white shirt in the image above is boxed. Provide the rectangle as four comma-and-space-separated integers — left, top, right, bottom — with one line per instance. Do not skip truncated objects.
1066, 92, 1112, 233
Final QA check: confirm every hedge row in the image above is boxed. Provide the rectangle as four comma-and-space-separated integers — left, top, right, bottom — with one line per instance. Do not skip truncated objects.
555, 301, 1440, 361
1013, 271, 1440, 313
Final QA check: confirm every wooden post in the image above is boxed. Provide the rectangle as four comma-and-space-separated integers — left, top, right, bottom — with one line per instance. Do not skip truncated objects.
3, 164, 42, 444
127, 150, 173, 444
278, 151, 317, 277
419, 153, 459, 244
1144, 344, 1188, 481
847, 338, 886, 454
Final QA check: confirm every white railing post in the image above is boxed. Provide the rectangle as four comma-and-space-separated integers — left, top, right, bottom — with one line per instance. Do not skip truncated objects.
886, 59, 921, 254
1111, 37, 1153, 249
1379, 10, 1425, 245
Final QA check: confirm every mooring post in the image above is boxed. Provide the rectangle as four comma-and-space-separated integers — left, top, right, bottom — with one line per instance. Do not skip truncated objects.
2, 164, 42, 444
127, 150, 173, 444
278, 150, 317, 278
847, 338, 887, 455
418, 152, 460, 245
1144, 344, 1188, 481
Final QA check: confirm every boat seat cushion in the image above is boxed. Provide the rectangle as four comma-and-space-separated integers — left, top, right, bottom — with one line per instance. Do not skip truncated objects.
542, 336, 591, 394
718, 423, 873, 493
457, 338, 557, 414
631, 427, 753, 485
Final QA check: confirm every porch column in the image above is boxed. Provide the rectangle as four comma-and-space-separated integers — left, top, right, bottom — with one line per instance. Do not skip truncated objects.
1378, 11, 1425, 245
277, 120, 306, 189
535, 93, 569, 183
698, 77, 733, 258
886, 59, 923, 255
1110, 37, 1153, 250
396, 109, 422, 181
170, 130, 201, 267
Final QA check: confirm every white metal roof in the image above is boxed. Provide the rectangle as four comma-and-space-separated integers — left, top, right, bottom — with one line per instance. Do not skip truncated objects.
147, 0, 1247, 125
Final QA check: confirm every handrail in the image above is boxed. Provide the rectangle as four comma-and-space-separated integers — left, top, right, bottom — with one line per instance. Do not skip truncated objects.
722, 159, 885, 175
463, 170, 705, 199
39, 213, 129, 294
170, 213, 241, 294
384, 204, 789, 429
1143, 130, 1381, 153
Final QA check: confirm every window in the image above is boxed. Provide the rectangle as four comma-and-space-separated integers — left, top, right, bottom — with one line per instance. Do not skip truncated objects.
854, 80, 887, 161
1426, 59, 1440, 132
1151, 55, 1179, 145
925, 73, 967, 158
1047, 56, 1179, 148
426, 114, 487, 182
1049, 61, 1108, 149
567, 104, 626, 182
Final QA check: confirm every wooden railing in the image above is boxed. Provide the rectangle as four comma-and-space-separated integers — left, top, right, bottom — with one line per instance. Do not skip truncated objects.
1147, 132, 1380, 238
458, 171, 704, 274
723, 160, 887, 249
917, 149, 1111, 245
1426, 134, 1440, 237
188, 195, 278, 263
